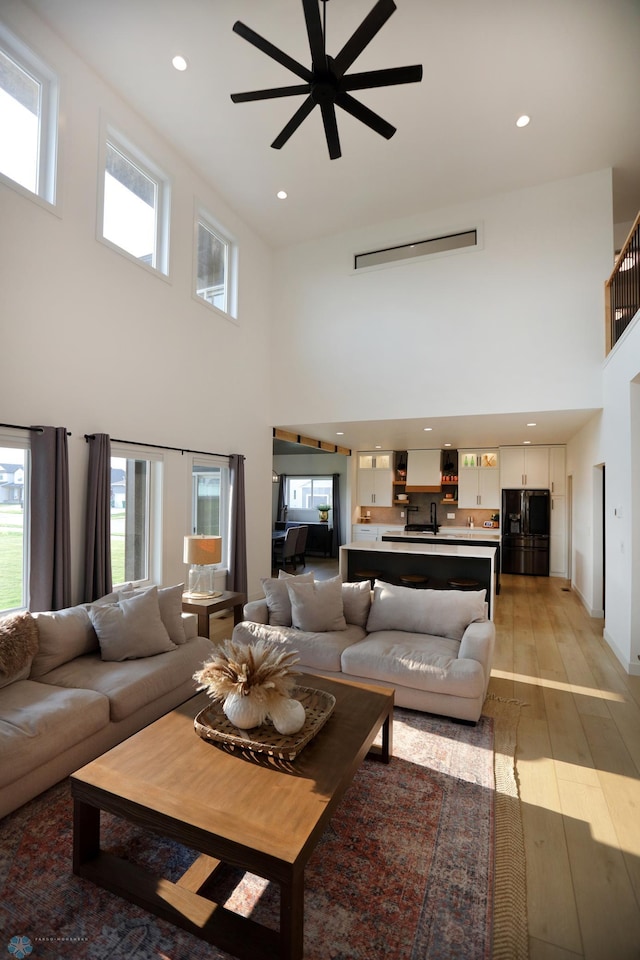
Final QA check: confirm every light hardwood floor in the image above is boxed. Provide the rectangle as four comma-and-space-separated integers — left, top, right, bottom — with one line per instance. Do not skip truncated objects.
214, 565, 640, 959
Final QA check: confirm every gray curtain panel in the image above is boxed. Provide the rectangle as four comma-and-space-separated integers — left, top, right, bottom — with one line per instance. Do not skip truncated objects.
228, 454, 247, 594
331, 473, 342, 558
84, 433, 112, 602
29, 426, 71, 611
277, 473, 286, 521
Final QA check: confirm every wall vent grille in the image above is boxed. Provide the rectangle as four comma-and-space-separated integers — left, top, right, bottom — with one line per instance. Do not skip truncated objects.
354, 228, 477, 270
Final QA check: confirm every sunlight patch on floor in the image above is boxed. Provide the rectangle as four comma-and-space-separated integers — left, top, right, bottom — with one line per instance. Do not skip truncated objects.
491, 668, 625, 701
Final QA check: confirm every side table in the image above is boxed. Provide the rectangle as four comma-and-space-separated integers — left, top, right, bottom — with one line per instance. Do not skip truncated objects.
181, 590, 247, 640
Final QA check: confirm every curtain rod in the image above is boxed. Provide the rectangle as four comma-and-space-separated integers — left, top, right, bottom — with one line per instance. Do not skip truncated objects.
0, 422, 72, 436
84, 434, 230, 459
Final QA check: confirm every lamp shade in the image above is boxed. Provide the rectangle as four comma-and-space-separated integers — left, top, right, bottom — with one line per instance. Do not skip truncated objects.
184, 535, 222, 566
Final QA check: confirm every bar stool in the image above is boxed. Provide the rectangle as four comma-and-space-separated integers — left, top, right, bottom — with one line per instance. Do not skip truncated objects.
447, 577, 480, 591
399, 574, 429, 589
352, 570, 381, 583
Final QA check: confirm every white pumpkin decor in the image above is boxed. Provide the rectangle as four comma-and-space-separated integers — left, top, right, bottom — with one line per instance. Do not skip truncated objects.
222, 691, 267, 730
268, 696, 306, 735
193, 639, 303, 732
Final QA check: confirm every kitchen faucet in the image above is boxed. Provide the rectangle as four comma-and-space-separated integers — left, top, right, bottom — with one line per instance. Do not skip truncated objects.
430, 501, 439, 534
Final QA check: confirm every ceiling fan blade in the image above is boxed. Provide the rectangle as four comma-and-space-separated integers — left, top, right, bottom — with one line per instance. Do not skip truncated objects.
342, 64, 423, 92
233, 20, 313, 83
335, 91, 396, 140
231, 83, 311, 104
302, 0, 326, 69
271, 96, 317, 150
333, 0, 397, 77
320, 101, 342, 159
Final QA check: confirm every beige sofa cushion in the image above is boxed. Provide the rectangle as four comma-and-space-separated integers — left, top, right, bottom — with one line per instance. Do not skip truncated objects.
119, 583, 187, 644
341, 580, 372, 628
30, 590, 126, 678
366, 580, 486, 642
286, 576, 347, 632
260, 571, 314, 626
0, 680, 109, 788
89, 587, 176, 661
38, 635, 214, 722
341, 631, 486, 699
232, 620, 366, 674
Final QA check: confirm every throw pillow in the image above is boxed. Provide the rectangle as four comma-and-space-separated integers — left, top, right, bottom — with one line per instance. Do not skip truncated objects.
119, 583, 186, 644
286, 575, 347, 632
30, 604, 98, 678
341, 579, 372, 628
365, 580, 486, 642
88, 586, 177, 661
0, 611, 39, 688
261, 571, 314, 626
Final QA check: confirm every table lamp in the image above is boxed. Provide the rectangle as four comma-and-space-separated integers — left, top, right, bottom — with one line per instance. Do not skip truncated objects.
183, 535, 222, 598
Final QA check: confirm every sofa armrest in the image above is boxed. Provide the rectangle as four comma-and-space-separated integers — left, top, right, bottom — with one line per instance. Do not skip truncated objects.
242, 599, 270, 625
458, 620, 495, 671
182, 612, 198, 640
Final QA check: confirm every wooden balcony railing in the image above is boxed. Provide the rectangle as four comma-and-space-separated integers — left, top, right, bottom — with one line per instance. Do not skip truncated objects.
605, 212, 640, 352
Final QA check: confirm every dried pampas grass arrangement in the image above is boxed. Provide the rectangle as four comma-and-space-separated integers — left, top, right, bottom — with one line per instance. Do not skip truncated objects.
193, 639, 303, 731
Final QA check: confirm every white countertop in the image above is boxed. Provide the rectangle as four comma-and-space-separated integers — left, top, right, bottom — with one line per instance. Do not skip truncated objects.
342, 540, 498, 560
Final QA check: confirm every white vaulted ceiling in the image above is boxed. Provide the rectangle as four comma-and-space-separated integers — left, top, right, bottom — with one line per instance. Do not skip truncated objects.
24, 0, 640, 248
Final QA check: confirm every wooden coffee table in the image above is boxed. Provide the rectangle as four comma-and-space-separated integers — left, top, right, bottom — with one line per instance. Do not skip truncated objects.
71, 675, 393, 960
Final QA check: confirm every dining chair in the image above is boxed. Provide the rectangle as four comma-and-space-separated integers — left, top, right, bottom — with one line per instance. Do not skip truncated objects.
272, 525, 298, 571
294, 525, 309, 568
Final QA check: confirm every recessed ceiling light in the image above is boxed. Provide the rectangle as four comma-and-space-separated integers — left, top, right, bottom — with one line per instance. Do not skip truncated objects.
527, 422, 537, 427
172, 55, 188, 71
336, 431, 344, 436
444, 442, 452, 447
375, 445, 381, 449
523, 440, 531, 445
423, 427, 432, 432
516, 115, 530, 128
277, 190, 288, 200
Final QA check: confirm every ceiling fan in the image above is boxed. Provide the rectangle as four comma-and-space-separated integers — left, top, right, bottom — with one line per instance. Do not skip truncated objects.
230, 0, 423, 160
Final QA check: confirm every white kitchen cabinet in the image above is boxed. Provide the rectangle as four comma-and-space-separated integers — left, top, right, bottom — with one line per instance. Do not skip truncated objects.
351, 525, 379, 542
357, 451, 393, 507
500, 446, 550, 488
457, 450, 500, 508
549, 446, 566, 496
550, 495, 567, 576
405, 449, 441, 488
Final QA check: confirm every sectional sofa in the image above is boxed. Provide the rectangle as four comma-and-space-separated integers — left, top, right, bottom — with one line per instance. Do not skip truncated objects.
0, 584, 214, 819
234, 573, 495, 723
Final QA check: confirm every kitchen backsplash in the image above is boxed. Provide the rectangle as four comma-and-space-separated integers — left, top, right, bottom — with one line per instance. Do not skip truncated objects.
357, 494, 498, 528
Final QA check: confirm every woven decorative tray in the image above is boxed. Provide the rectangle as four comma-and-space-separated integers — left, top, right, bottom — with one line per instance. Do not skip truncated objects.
194, 685, 336, 761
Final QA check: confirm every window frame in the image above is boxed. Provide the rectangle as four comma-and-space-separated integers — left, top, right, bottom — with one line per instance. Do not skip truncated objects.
0, 432, 31, 614
189, 456, 231, 570
0, 24, 59, 208
193, 202, 238, 322
110, 444, 163, 589
97, 122, 171, 277
284, 475, 333, 521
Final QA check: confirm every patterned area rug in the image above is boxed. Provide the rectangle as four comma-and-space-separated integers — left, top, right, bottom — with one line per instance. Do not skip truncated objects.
0, 704, 525, 960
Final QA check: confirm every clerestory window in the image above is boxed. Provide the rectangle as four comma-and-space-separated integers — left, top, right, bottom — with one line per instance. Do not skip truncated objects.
0, 26, 58, 205
194, 209, 237, 319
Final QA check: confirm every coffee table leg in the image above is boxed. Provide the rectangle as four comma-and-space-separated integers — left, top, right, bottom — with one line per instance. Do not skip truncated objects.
380, 708, 393, 763
73, 799, 100, 871
280, 868, 305, 960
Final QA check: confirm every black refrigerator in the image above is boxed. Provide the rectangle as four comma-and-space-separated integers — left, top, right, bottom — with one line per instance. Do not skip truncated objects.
501, 489, 550, 576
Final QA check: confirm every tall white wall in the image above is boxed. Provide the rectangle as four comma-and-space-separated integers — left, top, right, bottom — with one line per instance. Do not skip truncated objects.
0, 1, 274, 600
567, 414, 604, 616
272, 170, 612, 426
601, 316, 640, 672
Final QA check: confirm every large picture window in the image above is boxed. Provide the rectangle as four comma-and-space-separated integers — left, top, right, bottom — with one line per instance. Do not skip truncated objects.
190, 458, 230, 565
285, 476, 332, 520
0, 441, 29, 613
110, 451, 162, 585
0, 26, 58, 204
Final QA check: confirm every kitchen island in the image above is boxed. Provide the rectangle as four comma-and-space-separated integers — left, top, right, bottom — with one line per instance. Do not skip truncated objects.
339, 540, 497, 618
380, 529, 502, 595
